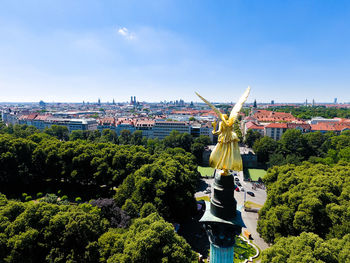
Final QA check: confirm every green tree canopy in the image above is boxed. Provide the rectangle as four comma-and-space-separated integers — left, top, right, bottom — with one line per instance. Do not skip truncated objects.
262, 232, 350, 263
258, 162, 350, 243
244, 129, 262, 148
98, 213, 197, 263
253, 136, 279, 163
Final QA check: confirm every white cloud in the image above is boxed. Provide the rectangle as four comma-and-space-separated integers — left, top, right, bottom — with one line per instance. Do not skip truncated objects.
117, 27, 135, 40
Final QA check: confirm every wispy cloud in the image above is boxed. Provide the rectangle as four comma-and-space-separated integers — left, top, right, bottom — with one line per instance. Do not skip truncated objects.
117, 27, 135, 40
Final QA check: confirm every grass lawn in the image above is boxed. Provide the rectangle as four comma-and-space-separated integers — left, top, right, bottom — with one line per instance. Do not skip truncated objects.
244, 168, 267, 182
198, 166, 215, 178
234, 237, 257, 263
204, 237, 257, 263
244, 201, 263, 209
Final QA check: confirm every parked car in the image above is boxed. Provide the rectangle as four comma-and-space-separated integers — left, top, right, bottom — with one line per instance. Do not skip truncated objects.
235, 187, 240, 192
234, 177, 239, 181
240, 187, 245, 192
247, 191, 255, 197
236, 182, 242, 187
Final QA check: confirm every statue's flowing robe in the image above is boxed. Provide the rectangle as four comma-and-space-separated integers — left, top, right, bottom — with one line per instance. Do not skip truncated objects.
209, 121, 242, 171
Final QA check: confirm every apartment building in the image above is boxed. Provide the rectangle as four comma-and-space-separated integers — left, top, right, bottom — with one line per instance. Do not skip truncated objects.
153, 120, 191, 139
264, 123, 288, 140
98, 117, 116, 133
135, 120, 154, 138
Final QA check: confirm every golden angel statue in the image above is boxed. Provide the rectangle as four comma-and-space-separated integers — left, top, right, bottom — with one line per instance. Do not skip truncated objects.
195, 87, 250, 175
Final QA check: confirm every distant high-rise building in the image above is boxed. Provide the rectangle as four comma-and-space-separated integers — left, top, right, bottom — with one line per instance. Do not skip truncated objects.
112, 99, 115, 105
134, 96, 136, 104
253, 99, 257, 108
312, 99, 315, 107
39, 100, 46, 108
334, 98, 337, 104
98, 98, 101, 105
305, 99, 308, 106
130, 96, 133, 104
271, 100, 274, 105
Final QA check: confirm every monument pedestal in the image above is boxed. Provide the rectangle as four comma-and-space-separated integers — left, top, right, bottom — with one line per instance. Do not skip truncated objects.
200, 172, 245, 263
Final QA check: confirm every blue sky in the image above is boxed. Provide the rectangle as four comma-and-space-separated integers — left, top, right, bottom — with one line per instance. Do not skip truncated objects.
0, 0, 349, 103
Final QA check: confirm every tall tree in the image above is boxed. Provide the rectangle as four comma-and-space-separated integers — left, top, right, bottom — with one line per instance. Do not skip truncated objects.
253, 136, 279, 163
98, 213, 197, 263
244, 129, 262, 148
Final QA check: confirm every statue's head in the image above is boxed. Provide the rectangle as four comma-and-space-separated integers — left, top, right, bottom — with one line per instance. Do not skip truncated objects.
222, 114, 228, 120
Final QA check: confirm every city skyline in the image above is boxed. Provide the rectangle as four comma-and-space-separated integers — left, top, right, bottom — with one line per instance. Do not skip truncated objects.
0, 98, 348, 105
1, 1, 350, 103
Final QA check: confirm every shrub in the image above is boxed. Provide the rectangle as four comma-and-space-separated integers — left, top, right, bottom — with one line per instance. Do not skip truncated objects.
40, 193, 58, 204
61, 195, 68, 201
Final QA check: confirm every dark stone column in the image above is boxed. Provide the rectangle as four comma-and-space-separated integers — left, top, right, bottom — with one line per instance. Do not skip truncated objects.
200, 171, 245, 263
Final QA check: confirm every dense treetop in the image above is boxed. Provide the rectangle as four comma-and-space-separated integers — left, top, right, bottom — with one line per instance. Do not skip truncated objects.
0, 121, 204, 261
0, 194, 196, 263
259, 162, 350, 262
99, 213, 196, 263
259, 162, 350, 243
252, 129, 350, 167
262, 232, 350, 263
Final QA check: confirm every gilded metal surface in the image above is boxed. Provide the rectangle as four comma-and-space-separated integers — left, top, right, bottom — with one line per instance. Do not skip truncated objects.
195, 87, 250, 175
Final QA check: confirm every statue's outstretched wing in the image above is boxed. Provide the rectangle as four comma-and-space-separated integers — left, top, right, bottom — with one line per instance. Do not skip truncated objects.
228, 86, 251, 125
195, 92, 224, 122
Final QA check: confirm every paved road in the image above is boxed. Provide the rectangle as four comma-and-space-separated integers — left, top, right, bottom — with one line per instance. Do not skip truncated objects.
235, 171, 269, 251
195, 170, 269, 252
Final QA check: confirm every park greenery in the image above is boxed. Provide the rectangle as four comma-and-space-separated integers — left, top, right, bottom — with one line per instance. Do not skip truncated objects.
250, 129, 350, 167
266, 106, 350, 119
259, 162, 350, 262
0, 194, 196, 262
0, 122, 208, 262
246, 116, 350, 262
0, 124, 204, 221
2, 118, 350, 262
233, 237, 256, 263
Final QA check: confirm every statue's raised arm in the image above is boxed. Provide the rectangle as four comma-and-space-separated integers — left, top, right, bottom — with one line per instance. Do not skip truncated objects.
228, 86, 251, 126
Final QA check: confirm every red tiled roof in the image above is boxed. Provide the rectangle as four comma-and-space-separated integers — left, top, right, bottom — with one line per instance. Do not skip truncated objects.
99, 117, 115, 125
265, 123, 288, 129
253, 110, 297, 122
336, 118, 350, 123
250, 124, 264, 129
245, 116, 257, 121
19, 114, 38, 120
136, 120, 155, 126
34, 115, 51, 121
287, 123, 311, 130
246, 121, 264, 130
171, 110, 199, 115
311, 122, 350, 132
